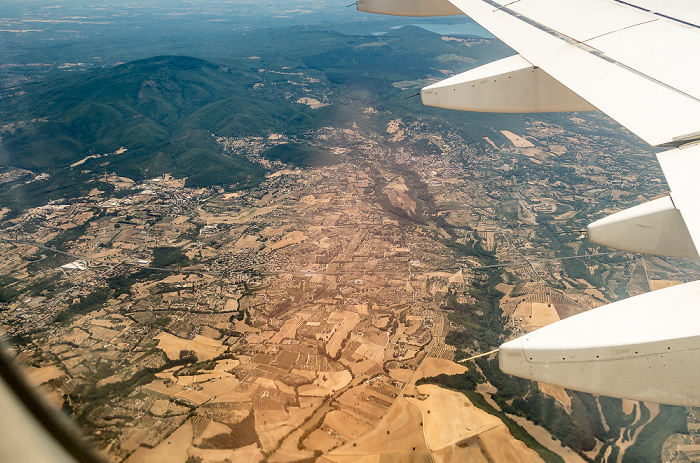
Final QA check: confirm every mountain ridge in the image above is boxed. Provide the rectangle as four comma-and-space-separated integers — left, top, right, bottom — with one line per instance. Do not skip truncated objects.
0, 55, 331, 188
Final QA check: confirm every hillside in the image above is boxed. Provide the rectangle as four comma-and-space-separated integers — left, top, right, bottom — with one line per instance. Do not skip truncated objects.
0, 26, 520, 209
0, 55, 333, 188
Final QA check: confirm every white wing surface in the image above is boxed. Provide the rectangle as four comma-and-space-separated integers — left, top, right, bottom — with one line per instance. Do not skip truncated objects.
444, 0, 700, 148
434, 0, 700, 259
358, 0, 700, 405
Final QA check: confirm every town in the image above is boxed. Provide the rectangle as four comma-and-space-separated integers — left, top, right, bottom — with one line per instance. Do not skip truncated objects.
2, 67, 699, 463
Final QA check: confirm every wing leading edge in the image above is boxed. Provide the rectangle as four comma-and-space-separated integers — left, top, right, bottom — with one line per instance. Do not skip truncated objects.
358, 0, 700, 405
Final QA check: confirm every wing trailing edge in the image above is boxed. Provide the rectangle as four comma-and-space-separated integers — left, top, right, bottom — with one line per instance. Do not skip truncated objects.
357, 0, 461, 17
587, 195, 698, 258
421, 55, 597, 113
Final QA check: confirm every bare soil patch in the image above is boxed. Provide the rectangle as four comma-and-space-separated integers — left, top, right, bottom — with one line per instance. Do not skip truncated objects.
155, 332, 225, 361
538, 382, 571, 412
323, 410, 374, 440
325, 396, 429, 459
501, 130, 534, 148
414, 385, 501, 449
649, 279, 683, 291
326, 312, 361, 357
530, 303, 560, 328
303, 429, 344, 452
410, 357, 466, 386
124, 418, 191, 463
389, 368, 415, 383
314, 370, 353, 393
479, 426, 544, 463
509, 415, 585, 463
25, 365, 64, 385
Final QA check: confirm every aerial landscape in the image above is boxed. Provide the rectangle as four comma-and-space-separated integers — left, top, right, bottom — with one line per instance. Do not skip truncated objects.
0, 1, 699, 462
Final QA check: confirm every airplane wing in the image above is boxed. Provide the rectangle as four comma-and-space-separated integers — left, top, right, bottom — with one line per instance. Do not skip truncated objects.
426, 0, 700, 147
358, 0, 700, 406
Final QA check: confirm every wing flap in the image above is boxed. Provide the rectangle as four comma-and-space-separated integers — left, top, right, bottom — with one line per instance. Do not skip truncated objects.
587, 196, 698, 257
657, 144, 700, 253
421, 55, 597, 113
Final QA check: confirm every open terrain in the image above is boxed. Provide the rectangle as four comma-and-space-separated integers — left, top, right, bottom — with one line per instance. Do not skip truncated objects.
0, 4, 696, 463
